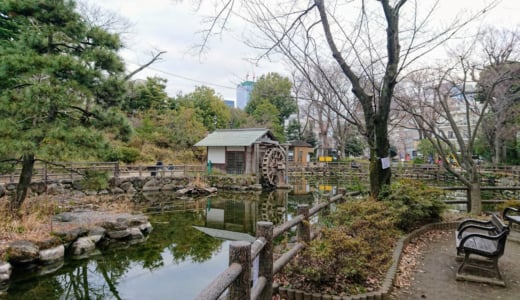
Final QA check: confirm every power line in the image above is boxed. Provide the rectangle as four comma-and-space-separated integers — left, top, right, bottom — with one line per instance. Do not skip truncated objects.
127, 61, 238, 91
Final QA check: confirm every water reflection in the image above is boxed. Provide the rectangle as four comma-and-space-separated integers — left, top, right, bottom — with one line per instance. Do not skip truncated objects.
3, 190, 316, 300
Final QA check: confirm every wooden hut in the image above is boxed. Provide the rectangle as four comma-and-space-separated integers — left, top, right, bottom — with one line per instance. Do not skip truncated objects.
194, 128, 286, 186
285, 140, 314, 165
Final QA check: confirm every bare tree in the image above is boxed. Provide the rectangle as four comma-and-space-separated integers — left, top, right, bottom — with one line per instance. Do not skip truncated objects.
199, 0, 499, 197
477, 27, 520, 165
395, 28, 518, 214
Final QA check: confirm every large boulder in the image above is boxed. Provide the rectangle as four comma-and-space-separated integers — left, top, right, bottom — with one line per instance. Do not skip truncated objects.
7, 240, 39, 264
39, 245, 65, 265
142, 178, 162, 192
70, 236, 97, 257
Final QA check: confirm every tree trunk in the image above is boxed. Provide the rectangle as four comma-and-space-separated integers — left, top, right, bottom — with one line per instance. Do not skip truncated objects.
369, 120, 392, 198
469, 168, 482, 215
10, 153, 35, 215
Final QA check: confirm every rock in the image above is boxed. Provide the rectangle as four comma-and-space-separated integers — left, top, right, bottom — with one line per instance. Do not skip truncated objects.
98, 220, 127, 231
87, 235, 103, 244
106, 230, 130, 240
142, 178, 161, 192
35, 237, 62, 250
139, 222, 153, 235
5, 183, 16, 191
119, 180, 132, 191
88, 226, 106, 237
53, 212, 79, 223
0, 184, 5, 198
127, 227, 144, 240
110, 187, 125, 194
39, 245, 65, 265
46, 183, 62, 195
71, 237, 96, 256
7, 240, 39, 264
127, 215, 149, 227
0, 262, 12, 282
52, 227, 88, 244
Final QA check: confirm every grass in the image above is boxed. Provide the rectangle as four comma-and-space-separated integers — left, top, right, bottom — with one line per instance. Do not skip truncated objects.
0, 193, 137, 261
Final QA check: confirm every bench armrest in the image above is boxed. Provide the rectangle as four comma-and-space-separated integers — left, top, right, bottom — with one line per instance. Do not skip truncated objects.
459, 229, 509, 247
503, 207, 519, 219
457, 219, 492, 231
457, 224, 495, 238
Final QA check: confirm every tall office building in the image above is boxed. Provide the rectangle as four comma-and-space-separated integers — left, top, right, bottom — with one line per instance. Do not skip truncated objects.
236, 81, 255, 110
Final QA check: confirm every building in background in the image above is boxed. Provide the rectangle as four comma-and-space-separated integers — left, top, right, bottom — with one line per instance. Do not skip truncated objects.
223, 99, 235, 108
236, 81, 255, 109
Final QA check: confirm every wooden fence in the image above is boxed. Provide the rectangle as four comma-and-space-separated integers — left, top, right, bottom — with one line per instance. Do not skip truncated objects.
0, 162, 206, 184
440, 186, 520, 212
2, 160, 520, 185
194, 189, 356, 300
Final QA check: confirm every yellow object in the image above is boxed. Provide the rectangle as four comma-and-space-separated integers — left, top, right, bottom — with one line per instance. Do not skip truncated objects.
318, 156, 333, 162
319, 185, 333, 191
446, 153, 460, 167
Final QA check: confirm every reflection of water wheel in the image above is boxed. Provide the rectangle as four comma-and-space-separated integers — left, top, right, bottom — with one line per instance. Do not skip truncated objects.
260, 192, 284, 224
261, 146, 286, 186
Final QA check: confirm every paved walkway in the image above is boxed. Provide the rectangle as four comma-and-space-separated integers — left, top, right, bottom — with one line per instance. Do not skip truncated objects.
390, 230, 520, 300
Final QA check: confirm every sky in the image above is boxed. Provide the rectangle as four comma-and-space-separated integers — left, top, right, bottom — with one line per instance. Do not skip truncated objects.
86, 0, 520, 101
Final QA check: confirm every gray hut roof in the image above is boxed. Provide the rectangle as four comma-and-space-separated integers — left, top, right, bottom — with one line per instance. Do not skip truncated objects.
194, 128, 277, 147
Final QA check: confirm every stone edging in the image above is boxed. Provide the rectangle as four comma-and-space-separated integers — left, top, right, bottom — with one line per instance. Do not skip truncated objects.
276, 221, 460, 300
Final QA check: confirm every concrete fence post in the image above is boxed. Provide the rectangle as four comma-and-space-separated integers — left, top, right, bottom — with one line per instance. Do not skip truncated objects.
229, 241, 251, 300
257, 221, 274, 300
297, 204, 310, 244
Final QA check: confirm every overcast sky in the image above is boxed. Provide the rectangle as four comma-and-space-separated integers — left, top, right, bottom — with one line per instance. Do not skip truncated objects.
86, 0, 519, 101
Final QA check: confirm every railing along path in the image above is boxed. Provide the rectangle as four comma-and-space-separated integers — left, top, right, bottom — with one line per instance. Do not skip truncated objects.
194, 189, 354, 300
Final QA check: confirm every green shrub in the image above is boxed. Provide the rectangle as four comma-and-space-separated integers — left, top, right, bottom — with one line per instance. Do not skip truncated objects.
80, 170, 110, 191
105, 146, 141, 163
496, 199, 520, 214
382, 179, 445, 231
280, 200, 400, 295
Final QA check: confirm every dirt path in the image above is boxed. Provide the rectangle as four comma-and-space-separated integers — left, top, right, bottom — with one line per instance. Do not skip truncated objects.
390, 230, 520, 300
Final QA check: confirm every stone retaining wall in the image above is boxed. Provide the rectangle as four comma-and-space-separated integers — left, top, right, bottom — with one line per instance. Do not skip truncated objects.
0, 175, 261, 198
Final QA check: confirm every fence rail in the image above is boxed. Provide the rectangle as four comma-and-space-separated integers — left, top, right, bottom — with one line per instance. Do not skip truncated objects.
0, 162, 207, 184
195, 189, 355, 300
2, 160, 520, 184
440, 186, 520, 211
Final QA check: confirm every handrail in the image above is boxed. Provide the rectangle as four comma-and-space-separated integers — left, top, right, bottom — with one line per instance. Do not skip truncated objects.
194, 189, 357, 300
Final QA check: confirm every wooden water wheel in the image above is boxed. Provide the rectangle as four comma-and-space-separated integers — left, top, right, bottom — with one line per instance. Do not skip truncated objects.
261, 146, 286, 186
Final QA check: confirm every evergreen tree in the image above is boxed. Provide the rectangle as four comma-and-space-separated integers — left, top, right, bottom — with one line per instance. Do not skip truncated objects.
245, 72, 296, 125
0, 0, 130, 214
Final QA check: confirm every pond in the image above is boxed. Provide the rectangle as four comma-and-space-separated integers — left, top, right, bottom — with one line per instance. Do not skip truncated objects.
2, 188, 324, 300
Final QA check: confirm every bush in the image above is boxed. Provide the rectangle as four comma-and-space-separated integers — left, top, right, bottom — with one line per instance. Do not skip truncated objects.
382, 179, 445, 231
279, 200, 400, 295
105, 146, 141, 163
496, 199, 520, 214
80, 170, 110, 191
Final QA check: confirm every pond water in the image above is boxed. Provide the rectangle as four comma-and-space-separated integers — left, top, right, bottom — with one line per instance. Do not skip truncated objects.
2, 187, 324, 300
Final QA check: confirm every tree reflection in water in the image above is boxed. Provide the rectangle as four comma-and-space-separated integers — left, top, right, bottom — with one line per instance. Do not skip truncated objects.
3, 190, 315, 300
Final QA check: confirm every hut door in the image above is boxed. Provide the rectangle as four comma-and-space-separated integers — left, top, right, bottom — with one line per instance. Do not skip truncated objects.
226, 151, 245, 174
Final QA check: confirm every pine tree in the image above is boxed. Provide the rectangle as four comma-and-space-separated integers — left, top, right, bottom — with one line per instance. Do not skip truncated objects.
0, 0, 131, 214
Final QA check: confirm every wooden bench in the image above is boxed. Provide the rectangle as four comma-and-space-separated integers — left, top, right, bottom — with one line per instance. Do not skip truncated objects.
503, 207, 520, 228
455, 213, 509, 286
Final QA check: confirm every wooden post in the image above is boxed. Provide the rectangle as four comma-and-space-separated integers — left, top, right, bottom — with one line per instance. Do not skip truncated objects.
229, 241, 251, 300
114, 161, 120, 180
257, 221, 273, 300
297, 204, 310, 244
467, 188, 471, 213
